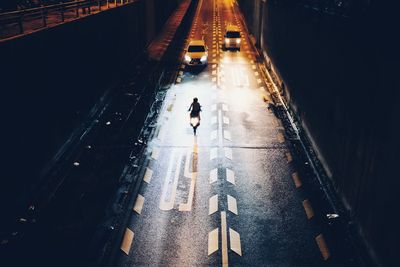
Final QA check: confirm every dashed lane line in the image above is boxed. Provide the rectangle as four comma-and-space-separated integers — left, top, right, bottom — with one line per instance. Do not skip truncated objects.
286, 152, 293, 163
292, 172, 302, 188
227, 195, 238, 215
151, 147, 160, 160
133, 194, 145, 215
209, 194, 218, 215
302, 199, 315, 219
120, 228, 134, 255
229, 228, 242, 256
224, 147, 233, 160
210, 147, 218, 160
208, 228, 219, 255
226, 168, 235, 185
315, 234, 331, 260
143, 168, 153, 184
210, 168, 218, 184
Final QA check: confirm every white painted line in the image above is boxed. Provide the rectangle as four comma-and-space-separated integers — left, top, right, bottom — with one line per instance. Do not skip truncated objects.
120, 228, 134, 255
222, 104, 229, 111
212, 70, 217, 75
221, 212, 228, 265
143, 168, 153, 184
224, 147, 233, 160
210, 148, 218, 160
226, 168, 235, 185
277, 132, 285, 143
257, 78, 262, 84
229, 228, 242, 256
180, 145, 198, 212
211, 130, 217, 140
223, 117, 230, 124
208, 228, 219, 255
212, 64, 217, 68
133, 194, 145, 214
211, 116, 217, 124
179, 71, 184, 76
210, 168, 218, 184
255, 71, 259, 76
212, 77, 217, 82
151, 147, 160, 160
159, 150, 181, 210
224, 130, 231, 141
218, 109, 223, 147
227, 195, 238, 215
181, 64, 185, 69
259, 86, 266, 91
209, 194, 218, 215
176, 77, 182, 83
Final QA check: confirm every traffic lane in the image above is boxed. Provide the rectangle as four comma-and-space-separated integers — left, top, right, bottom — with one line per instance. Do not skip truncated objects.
117, 145, 218, 266
226, 148, 323, 266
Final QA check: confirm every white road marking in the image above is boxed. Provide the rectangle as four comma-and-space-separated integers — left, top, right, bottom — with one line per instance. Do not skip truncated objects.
218, 109, 223, 147
229, 228, 242, 256
255, 71, 259, 76
223, 117, 230, 124
209, 194, 218, 215
159, 150, 182, 210
210, 168, 218, 184
212, 64, 217, 68
176, 77, 182, 83
208, 228, 219, 255
226, 168, 235, 185
224, 147, 233, 160
221, 212, 228, 266
180, 144, 198, 211
224, 130, 231, 141
133, 194, 145, 214
210, 148, 218, 160
211, 130, 218, 140
179, 71, 184, 76
151, 147, 160, 160
227, 195, 238, 215
212, 70, 217, 75
212, 77, 217, 82
143, 168, 153, 184
315, 234, 331, 260
211, 116, 217, 124
120, 228, 134, 255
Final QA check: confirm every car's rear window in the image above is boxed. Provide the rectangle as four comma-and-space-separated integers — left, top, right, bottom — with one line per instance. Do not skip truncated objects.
188, 45, 205, 52
226, 31, 240, 38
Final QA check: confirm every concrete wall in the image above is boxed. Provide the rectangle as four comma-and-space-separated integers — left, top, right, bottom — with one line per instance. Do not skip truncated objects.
0, 0, 178, 231
238, 0, 400, 265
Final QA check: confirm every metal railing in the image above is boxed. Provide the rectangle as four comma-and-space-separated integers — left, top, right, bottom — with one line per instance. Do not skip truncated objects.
0, 0, 134, 40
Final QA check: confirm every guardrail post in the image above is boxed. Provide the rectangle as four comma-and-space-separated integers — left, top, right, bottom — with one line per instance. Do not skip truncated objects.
76, 0, 79, 17
18, 13, 24, 34
61, 3, 65, 22
41, 5, 47, 27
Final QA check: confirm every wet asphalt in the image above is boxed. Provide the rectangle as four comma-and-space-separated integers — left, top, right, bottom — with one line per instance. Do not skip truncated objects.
115, 0, 361, 266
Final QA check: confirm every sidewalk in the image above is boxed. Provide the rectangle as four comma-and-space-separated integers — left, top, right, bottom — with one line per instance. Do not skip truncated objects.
147, 0, 191, 61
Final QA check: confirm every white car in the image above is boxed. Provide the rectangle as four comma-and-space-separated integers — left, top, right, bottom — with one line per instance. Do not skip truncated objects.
224, 25, 241, 50
184, 40, 208, 66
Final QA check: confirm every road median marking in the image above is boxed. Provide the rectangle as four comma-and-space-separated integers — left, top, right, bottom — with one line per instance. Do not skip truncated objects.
226, 168, 235, 185
210, 168, 218, 184
227, 195, 238, 215
302, 199, 314, 219
224, 147, 233, 160
120, 228, 134, 255
292, 172, 302, 188
315, 234, 331, 260
229, 228, 242, 256
286, 152, 293, 163
221, 212, 228, 266
133, 194, 145, 214
209, 195, 218, 215
210, 147, 218, 160
151, 147, 160, 160
208, 228, 219, 255
143, 168, 153, 184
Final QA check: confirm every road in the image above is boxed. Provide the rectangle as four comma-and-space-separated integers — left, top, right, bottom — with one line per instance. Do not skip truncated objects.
114, 0, 360, 266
